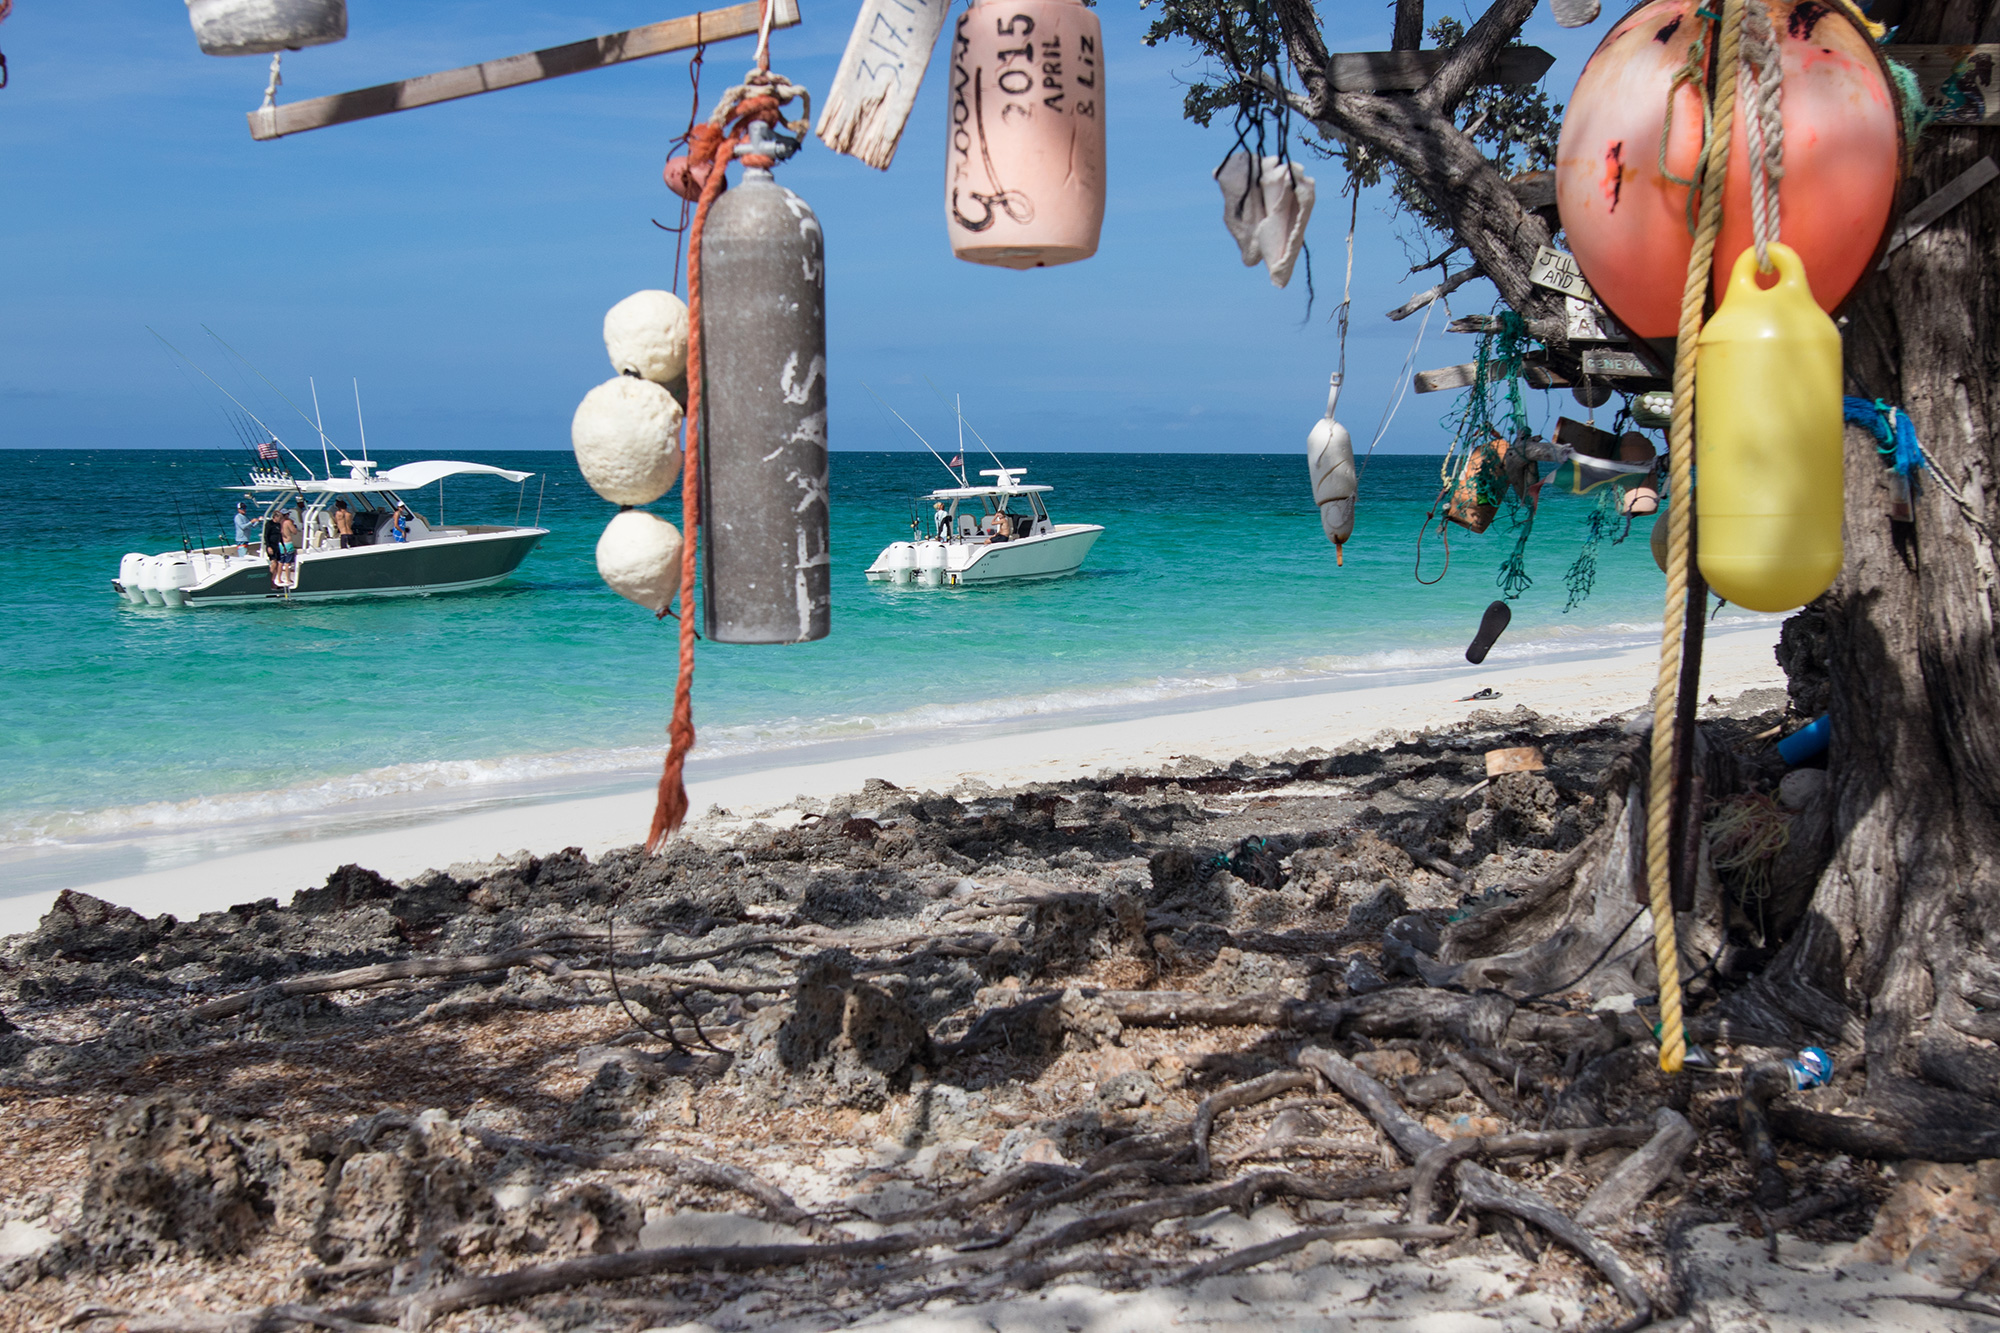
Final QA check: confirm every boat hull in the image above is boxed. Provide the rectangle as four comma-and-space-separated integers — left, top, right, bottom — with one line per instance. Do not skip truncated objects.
866, 524, 1102, 586
182, 528, 547, 604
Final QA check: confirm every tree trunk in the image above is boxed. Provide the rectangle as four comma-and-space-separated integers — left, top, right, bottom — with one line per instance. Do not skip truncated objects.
1748, 0, 2000, 1152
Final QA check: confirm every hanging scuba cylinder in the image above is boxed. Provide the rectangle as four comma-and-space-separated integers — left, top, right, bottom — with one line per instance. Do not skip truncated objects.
699, 160, 831, 644
946, 0, 1106, 268
186, 0, 347, 56
1695, 242, 1844, 612
1553, 0, 1899, 339
1306, 374, 1357, 563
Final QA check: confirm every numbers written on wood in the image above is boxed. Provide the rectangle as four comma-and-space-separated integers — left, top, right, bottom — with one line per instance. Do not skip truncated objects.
1530, 246, 1596, 303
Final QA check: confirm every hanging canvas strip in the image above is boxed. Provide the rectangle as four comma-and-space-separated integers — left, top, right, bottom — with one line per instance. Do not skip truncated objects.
815, 0, 952, 168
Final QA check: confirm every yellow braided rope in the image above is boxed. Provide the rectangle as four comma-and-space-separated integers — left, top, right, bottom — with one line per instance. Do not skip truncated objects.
1647, 0, 1747, 1075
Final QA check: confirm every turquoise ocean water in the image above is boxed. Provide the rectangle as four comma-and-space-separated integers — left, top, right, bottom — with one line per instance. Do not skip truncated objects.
0, 448, 1758, 891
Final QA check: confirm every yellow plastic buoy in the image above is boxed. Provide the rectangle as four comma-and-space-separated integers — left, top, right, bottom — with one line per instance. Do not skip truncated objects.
1695, 243, 1844, 612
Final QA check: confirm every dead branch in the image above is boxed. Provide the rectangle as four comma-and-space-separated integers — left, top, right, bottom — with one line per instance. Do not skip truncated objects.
863, 1160, 1080, 1224
1017, 1168, 1407, 1260
1452, 1163, 1654, 1318
1296, 1045, 1440, 1159
1441, 1048, 1516, 1116
1173, 1221, 1458, 1283
1191, 1070, 1318, 1176
462, 1128, 812, 1227
1576, 1108, 1697, 1227
1407, 1126, 1653, 1224
341, 1236, 925, 1330
65, 1307, 397, 1333
189, 950, 562, 1020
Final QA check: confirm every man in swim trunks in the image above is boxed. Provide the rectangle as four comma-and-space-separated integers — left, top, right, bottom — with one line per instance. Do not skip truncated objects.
278, 510, 300, 590
333, 500, 355, 549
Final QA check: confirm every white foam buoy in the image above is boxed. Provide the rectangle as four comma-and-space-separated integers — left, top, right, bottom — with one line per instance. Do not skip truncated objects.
572, 376, 684, 506
186, 0, 346, 56
596, 510, 685, 613
603, 290, 691, 386
1307, 374, 1357, 563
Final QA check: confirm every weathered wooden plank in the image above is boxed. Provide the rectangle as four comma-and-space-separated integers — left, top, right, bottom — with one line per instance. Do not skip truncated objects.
815, 0, 950, 169
1528, 244, 1594, 302
248, 0, 802, 141
1327, 45, 1554, 93
1881, 155, 1998, 263
1414, 357, 1568, 393
1891, 44, 1998, 127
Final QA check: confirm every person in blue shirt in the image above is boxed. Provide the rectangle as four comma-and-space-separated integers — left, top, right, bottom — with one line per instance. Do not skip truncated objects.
232, 502, 257, 554
389, 506, 412, 543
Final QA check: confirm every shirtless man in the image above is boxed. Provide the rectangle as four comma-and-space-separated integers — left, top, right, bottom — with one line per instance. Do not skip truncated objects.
333, 500, 355, 549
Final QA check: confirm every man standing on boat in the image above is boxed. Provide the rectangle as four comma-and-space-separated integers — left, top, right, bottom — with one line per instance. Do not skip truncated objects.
333, 500, 355, 549
232, 502, 256, 555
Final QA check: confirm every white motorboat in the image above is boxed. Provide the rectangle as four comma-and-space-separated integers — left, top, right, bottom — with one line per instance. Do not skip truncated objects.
865, 466, 1103, 587
112, 457, 548, 606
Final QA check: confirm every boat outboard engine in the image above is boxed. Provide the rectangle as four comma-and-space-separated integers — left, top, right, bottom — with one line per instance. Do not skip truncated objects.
698, 141, 831, 644
186, 0, 347, 56
139, 557, 167, 605
886, 543, 917, 585
159, 556, 197, 607
118, 553, 148, 604
916, 541, 947, 587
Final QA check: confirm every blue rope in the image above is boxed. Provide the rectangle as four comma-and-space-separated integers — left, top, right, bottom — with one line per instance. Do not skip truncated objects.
1843, 396, 1924, 478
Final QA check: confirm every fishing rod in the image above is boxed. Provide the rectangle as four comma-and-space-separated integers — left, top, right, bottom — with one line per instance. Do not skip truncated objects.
860, 381, 963, 486
148, 328, 317, 480
203, 326, 347, 467
922, 376, 1007, 477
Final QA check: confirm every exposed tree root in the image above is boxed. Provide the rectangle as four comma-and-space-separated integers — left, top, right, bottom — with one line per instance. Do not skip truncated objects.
1172, 1221, 1459, 1283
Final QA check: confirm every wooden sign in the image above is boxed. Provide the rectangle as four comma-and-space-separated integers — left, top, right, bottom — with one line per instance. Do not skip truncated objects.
1529, 245, 1595, 302
1895, 45, 1998, 127
1327, 46, 1554, 93
1581, 347, 1650, 377
1565, 296, 1625, 342
816, 0, 951, 169
248, 0, 800, 141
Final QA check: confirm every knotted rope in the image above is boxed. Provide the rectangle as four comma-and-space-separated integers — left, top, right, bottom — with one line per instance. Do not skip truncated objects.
645, 11, 809, 852
1646, 0, 1747, 1075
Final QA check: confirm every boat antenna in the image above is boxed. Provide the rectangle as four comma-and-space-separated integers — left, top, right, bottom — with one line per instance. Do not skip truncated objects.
353, 379, 369, 462
923, 376, 1006, 476
860, 381, 963, 486
309, 376, 333, 477
147, 328, 316, 478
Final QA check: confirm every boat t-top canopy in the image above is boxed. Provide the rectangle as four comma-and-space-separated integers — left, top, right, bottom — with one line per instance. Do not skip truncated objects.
926, 466, 1050, 499
226, 459, 535, 494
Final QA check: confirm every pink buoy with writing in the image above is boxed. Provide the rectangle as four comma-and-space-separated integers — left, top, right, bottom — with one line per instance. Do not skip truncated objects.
945, 0, 1106, 268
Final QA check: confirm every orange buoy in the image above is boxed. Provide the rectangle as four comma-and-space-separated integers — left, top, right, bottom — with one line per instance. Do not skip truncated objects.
945, 0, 1106, 268
1554, 0, 1899, 339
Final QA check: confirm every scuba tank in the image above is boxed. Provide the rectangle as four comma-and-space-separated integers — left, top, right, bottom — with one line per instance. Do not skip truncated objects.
1306, 374, 1357, 563
699, 163, 832, 643
1696, 242, 1844, 612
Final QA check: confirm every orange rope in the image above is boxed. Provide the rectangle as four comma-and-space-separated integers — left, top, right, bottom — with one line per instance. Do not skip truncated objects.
646, 126, 740, 853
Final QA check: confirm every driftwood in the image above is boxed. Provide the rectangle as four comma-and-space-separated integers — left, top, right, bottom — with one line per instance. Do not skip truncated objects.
1576, 1107, 1696, 1227
66, 1305, 398, 1333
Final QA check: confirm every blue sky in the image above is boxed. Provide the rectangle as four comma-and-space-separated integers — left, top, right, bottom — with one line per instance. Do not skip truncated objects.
0, 1, 1601, 454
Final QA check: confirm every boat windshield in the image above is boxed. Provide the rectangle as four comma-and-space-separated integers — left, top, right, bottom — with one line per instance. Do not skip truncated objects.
913, 490, 1051, 540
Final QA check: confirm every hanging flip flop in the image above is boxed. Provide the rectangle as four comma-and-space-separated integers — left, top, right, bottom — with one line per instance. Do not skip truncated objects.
1465, 599, 1512, 664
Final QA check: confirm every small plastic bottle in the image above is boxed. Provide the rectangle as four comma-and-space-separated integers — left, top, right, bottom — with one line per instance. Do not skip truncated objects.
1785, 1046, 1834, 1090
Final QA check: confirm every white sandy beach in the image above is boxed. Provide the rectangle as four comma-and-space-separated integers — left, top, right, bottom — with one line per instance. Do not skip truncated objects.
0, 624, 1786, 937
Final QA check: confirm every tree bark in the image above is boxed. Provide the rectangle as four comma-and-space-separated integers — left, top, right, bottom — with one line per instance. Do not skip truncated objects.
1751, 0, 2000, 1140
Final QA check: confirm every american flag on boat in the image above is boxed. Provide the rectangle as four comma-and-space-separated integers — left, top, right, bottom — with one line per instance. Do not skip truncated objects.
949, 454, 962, 468
257, 439, 279, 460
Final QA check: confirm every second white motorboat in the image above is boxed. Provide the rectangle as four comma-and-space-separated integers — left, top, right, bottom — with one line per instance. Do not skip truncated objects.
865, 466, 1103, 587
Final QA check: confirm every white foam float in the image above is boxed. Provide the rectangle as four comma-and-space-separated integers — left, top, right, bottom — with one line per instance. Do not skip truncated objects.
603, 290, 691, 386
572, 376, 684, 506
596, 509, 685, 613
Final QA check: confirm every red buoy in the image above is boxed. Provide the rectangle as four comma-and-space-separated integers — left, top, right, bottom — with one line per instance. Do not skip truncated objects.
1555, 0, 1900, 339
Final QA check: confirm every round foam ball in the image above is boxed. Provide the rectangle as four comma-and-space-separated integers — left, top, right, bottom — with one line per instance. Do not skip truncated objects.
596, 509, 684, 613
604, 289, 690, 384
572, 376, 683, 505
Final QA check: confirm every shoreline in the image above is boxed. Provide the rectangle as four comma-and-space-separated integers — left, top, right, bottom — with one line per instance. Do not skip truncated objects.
0, 623, 1786, 936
